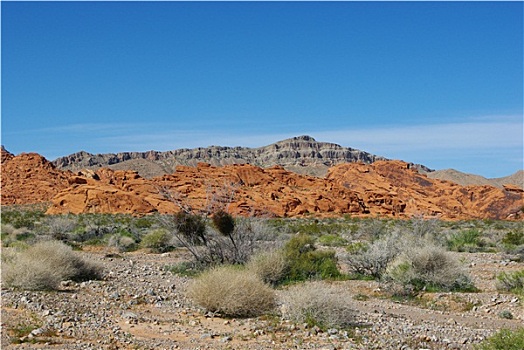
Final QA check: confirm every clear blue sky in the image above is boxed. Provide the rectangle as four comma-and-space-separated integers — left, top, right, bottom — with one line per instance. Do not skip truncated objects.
2, 1, 522, 178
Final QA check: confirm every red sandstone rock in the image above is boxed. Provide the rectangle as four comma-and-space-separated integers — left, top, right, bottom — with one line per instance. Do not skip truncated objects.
1, 152, 522, 220
1, 153, 72, 205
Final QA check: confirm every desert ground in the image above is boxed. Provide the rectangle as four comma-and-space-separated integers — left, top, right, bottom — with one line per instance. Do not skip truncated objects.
2, 223, 523, 350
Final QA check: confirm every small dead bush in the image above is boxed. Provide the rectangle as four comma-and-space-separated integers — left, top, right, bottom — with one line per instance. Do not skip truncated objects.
281, 281, 356, 330
246, 249, 289, 286
187, 265, 276, 317
2, 240, 103, 290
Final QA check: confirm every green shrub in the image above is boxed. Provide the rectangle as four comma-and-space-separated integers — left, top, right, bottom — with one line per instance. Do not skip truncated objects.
246, 249, 289, 286
281, 281, 355, 330
1, 208, 45, 229
1, 225, 36, 247
475, 328, 524, 350
502, 230, 524, 246
187, 265, 276, 318
283, 234, 341, 283
498, 310, 513, 319
2, 240, 103, 290
345, 241, 368, 254
140, 229, 173, 253
447, 229, 485, 252
318, 234, 348, 247
496, 269, 524, 295
166, 261, 199, 277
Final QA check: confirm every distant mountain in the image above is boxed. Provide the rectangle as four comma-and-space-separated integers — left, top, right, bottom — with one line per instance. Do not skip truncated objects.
426, 169, 523, 189
52, 135, 417, 178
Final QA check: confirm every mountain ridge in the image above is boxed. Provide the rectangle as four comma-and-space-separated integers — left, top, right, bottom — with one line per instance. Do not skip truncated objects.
50, 135, 428, 178
2, 135, 521, 189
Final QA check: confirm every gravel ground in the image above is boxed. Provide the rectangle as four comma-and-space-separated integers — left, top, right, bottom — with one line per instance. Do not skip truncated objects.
2, 248, 522, 350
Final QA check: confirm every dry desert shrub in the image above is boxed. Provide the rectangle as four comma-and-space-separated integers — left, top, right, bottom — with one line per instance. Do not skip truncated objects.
140, 228, 173, 253
345, 231, 406, 278
186, 265, 276, 317
2, 240, 103, 290
385, 245, 474, 292
281, 281, 356, 329
246, 249, 289, 286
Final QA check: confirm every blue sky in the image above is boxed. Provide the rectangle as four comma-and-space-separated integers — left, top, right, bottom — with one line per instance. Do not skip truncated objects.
2, 1, 522, 178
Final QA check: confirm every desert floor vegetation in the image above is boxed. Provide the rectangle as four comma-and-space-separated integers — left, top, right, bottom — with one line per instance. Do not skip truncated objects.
280, 281, 356, 330
474, 328, 524, 350
2, 240, 103, 291
1, 207, 523, 348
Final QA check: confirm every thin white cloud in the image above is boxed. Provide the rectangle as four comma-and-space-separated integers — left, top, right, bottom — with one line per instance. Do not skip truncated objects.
309, 116, 523, 154
4, 115, 521, 177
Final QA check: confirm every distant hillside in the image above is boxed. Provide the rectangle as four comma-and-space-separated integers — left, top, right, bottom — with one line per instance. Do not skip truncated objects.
52, 136, 406, 178
426, 169, 523, 189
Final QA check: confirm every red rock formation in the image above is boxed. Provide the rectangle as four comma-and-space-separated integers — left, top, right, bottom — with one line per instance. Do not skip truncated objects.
327, 161, 523, 220
1, 153, 72, 205
2, 152, 522, 220
46, 169, 177, 215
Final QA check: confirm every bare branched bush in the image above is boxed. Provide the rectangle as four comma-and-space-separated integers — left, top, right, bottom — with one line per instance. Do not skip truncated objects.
158, 213, 261, 267
45, 215, 78, 240
355, 218, 389, 240
246, 249, 289, 286
410, 215, 441, 239
345, 231, 405, 278
281, 281, 356, 329
2, 240, 103, 290
187, 265, 276, 317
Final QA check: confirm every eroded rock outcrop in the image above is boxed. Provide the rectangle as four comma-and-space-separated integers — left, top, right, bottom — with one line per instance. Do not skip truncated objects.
2, 151, 522, 220
327, 161, 523, 220
1, 152, 73, 205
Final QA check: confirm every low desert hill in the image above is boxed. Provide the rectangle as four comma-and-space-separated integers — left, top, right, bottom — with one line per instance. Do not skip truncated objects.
1, 147, 522, 220
426, 168, 523, 189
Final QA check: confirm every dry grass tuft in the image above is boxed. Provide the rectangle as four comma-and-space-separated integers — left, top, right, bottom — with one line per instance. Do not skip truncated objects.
2, 240, 103, 291
246, 249, 289, 286
281, 281, 356, 329
186, 265, 276, 318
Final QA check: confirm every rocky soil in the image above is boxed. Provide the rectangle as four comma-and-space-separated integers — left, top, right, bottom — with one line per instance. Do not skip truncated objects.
2, 248, 523, 350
